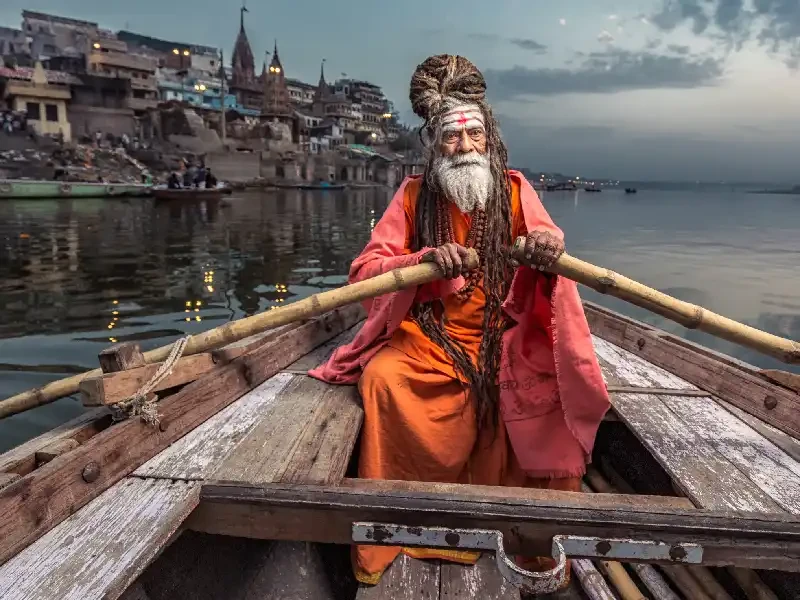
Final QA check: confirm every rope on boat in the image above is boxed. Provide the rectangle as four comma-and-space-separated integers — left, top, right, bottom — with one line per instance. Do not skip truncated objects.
111, 335, 191, 427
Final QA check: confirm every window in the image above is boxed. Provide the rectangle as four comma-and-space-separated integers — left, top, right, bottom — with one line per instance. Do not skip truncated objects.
45, 104, 59, 122
26, 102, 41, 120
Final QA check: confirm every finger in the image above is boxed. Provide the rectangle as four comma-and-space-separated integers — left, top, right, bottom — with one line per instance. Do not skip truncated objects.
432, 250, 446, 273
448, 246, 463, 275
455, 245, 471, 270
441, 249, 454, 278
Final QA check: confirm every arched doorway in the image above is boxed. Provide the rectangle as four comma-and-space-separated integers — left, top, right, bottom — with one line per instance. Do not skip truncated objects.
340, 167, 348, 181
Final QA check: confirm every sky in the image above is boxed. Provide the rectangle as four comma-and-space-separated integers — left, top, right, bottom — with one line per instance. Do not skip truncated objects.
2, 1, 800, 182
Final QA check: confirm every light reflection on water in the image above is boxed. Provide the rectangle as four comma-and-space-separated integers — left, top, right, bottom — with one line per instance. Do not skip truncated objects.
1, 185, 798, 451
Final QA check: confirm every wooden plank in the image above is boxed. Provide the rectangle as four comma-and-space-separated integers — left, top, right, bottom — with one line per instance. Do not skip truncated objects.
585, 302, 800, 440
212, 377, 362, 486
193, 480, 800, 571
440, 553, 521, 599
0, 473, 20, 490
283, 323, 361, 373
593, 336, 696, 390
0, 478, 199, 600
0, 408, 112, 476
277, 384, 362, 485
660, 395, 800, 514
0, 304, 362, 567
80, 353, 217, 407
759, 369, 800, 394
718, 400, 800, 464
356, 553, 441, 600
34, 438, 79, 465
340, 478, 695, 511
133, 373, 296, 480
611, 392, 783, 512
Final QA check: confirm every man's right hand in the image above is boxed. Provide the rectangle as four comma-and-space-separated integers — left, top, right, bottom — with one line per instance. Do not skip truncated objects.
422, 243, 471, 279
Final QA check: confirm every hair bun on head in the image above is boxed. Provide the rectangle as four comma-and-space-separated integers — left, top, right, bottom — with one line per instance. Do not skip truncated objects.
409, 54, 487, 122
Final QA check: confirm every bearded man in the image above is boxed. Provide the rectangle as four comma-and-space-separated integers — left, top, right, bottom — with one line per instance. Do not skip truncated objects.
311, 54, 609, 587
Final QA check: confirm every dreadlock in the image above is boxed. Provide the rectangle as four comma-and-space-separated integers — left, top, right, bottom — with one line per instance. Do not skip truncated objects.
408, 55, 515, 431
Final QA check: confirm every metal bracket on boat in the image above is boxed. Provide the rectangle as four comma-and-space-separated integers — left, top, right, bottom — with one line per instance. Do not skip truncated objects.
352, 523, 704, 596
352, 522, 567, 596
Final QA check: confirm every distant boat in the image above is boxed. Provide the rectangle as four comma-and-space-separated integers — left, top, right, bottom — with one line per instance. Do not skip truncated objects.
0, 179, 151, 200
584, 186, 601, 193
625, 188, 638, 194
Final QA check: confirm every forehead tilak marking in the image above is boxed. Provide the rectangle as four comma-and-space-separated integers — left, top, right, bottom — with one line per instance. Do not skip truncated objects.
440, 106, 485, 132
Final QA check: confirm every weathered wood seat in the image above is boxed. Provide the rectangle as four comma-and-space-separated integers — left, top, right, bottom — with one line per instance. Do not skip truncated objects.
0, 321, 363, 600
593, 334, 800, 517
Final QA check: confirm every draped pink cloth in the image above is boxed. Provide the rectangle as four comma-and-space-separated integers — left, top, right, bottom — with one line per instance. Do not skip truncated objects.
309, 171, 609, 477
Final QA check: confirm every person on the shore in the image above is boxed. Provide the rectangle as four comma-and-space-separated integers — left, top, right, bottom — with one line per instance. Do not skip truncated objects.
310, 54, 609, 589
167, 172, 182, 189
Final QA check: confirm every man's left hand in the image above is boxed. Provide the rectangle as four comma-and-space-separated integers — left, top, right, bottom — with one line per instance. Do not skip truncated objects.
519, 230, 564, 271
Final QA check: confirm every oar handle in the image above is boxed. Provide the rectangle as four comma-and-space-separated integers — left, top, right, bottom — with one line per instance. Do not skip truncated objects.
511, 236, 800, 365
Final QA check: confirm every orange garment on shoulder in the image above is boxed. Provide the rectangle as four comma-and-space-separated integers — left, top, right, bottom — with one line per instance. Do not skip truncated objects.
386, 178, 527, 378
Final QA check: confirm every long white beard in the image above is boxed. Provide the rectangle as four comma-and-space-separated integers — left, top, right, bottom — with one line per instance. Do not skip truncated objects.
432, 152, 492, 214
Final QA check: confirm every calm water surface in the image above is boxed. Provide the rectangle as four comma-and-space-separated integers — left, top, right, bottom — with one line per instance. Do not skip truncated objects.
1, 186, 799, 451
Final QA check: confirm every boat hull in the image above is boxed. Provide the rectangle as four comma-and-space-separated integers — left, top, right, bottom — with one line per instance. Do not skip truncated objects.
0, 179, 151, 199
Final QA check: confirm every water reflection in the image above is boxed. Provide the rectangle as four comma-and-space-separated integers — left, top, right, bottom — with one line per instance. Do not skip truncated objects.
0, 188, 392, 450
1, 186, 799, 452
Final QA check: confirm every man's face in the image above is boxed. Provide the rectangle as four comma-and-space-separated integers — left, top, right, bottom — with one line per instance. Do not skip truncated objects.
432, 105, 492, 214
438, 115, 487, 156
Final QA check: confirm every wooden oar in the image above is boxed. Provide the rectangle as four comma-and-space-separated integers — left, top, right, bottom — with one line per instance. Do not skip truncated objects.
511, 237, 800, 366
0, 250, 479, 420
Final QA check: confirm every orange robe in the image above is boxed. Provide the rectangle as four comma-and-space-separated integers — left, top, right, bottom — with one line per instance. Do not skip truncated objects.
355, 178, 581, 585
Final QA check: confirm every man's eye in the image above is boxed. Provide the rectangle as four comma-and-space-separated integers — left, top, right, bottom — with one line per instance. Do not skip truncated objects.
443, 131, 459, 142
468, 128, 484, 139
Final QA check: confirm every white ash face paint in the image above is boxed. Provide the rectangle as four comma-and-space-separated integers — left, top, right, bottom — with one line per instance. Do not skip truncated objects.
440, 104, 486, 134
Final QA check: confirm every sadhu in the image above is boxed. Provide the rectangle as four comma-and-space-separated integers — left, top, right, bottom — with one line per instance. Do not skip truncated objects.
311, 54, 610, 589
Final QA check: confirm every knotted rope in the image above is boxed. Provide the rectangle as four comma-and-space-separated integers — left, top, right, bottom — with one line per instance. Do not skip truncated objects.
111, 335, 191, 427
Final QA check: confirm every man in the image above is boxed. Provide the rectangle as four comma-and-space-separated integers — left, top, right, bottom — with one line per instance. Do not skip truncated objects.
310, 54, 609, 587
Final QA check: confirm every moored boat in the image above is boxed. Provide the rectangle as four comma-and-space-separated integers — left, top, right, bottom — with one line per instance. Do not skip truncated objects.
0, 250, 798, 600
0, 179, 152, 199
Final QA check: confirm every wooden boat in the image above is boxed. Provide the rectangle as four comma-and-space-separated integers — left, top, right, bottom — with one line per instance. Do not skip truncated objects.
0, 179, 152, 199
584, 186, 602, 193
625, 188, 637, 194
152, 186, 228, 202
0, 251, 799, 599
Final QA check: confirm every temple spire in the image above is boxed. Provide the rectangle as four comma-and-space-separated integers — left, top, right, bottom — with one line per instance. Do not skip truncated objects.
240, 3, 248, 33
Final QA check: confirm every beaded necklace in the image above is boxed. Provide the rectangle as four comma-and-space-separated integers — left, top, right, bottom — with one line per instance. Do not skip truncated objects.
434, 194, 487, 301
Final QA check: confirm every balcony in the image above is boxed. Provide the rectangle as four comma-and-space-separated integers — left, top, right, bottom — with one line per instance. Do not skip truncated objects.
130, 77, 158, 92
89, 50, 156, 74
5, 81, 71, 101
128, 97, 159, 111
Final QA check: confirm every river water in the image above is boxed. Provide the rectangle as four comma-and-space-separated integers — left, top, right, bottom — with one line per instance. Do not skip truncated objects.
1, 186, 798, 452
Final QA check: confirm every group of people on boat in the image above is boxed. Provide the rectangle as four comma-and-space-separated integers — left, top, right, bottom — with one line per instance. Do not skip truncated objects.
311, 54, 610, 590
167, 161, 217, 190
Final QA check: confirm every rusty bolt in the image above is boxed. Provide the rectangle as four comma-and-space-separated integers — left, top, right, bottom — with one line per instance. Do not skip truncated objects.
82, 461, 100, 483
637, 338, 646, 350
764, 396, 778, 410
159, 421, 168, 432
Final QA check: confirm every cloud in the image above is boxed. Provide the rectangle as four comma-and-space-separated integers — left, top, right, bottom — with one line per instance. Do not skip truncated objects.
667, 44, 691, 54
650, 0, 800, 64
598, 30, 615, 44
510, 38, 547, 53
484, 48, 725, 99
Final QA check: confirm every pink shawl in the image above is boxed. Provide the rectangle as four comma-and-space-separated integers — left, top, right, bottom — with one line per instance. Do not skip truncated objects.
309, 171, 610, 477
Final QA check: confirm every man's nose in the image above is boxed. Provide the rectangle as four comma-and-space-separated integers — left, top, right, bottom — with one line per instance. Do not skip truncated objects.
457, 129, 475, 153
